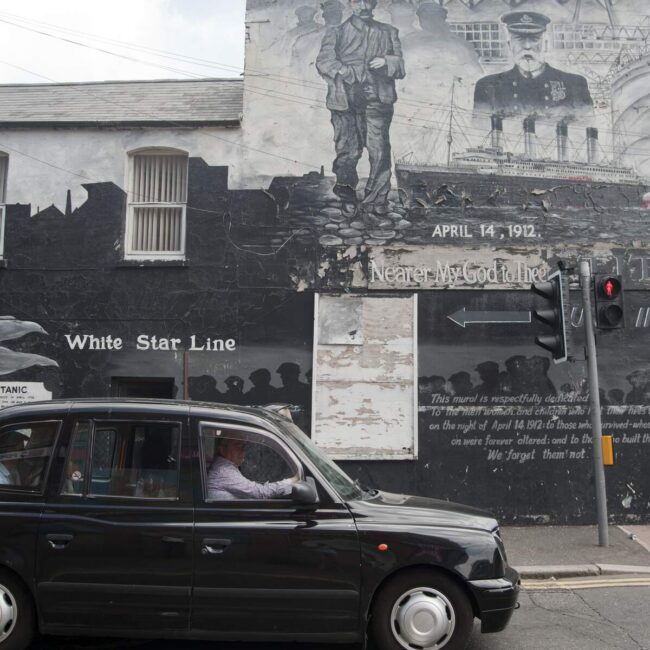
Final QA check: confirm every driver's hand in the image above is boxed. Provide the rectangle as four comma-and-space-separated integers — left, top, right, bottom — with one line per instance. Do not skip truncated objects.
291, 472, 300, 483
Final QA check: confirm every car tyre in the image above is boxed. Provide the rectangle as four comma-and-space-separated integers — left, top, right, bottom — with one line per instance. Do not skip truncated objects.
0, 569, 35, 650
370, 568, 473, 650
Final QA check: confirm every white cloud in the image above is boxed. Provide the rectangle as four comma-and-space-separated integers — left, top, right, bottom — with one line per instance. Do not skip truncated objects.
0, 0, 245, 83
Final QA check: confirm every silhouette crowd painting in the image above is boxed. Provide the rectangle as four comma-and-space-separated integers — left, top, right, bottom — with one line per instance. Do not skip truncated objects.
189, 362, 312, 429
419, 355, 650, 406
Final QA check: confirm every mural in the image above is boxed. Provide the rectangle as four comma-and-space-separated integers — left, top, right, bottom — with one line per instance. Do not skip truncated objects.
1, 0, 649, 522
0, 171, 314, 431
315, 0, 405, 218
472, 11, 594, 117
240, 0, 650, 248
238, 0, 650, 522
409, 290, 650, 523
0, 317, 58, 376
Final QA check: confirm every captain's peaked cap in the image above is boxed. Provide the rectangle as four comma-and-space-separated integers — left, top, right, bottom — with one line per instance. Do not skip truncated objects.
502, 11, 550, 35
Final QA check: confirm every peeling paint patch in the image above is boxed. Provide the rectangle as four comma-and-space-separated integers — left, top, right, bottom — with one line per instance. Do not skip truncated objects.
313, 295, 416, 460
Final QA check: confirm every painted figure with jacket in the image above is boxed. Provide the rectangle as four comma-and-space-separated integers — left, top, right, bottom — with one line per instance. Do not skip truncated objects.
316, 0, 405, 219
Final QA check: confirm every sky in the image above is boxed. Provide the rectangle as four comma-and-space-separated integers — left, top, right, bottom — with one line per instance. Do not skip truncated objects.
0, 0, 246, 84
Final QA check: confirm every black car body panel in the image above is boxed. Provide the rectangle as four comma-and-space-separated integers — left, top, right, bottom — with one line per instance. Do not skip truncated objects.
0, 399, 519, 644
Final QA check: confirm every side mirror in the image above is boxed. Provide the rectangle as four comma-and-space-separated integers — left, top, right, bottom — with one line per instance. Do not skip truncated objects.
291, 477, 320, 508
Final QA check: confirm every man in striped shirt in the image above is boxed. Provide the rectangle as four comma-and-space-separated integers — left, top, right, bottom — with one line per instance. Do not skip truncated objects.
207, 438, 299, 500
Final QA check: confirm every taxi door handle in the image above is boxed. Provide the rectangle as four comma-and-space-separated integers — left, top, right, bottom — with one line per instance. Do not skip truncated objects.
46, 533, 73, 550
201, 538, 232, 555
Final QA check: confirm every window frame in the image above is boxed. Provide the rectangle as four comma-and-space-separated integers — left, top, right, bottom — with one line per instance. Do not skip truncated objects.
0, 419, 62, 495
0, 204, 5, 261
199, 421, 302, 505
124, 148, 189, 261
0, 153, 8, 259
60, 418, 184, 502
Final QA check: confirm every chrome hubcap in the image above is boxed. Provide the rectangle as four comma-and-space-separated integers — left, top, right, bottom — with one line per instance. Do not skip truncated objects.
390, 587, 455, 649
0, 583, 17, 643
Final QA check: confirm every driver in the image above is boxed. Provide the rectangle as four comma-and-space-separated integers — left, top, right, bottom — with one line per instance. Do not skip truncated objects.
207, 438, 299, 500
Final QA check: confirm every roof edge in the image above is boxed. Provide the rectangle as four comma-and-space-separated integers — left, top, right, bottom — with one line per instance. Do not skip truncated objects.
0, 119, 242, 129
0, 77, 243, 89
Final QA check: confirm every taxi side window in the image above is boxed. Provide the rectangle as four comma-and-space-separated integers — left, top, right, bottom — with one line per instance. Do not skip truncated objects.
61, 420, 181, 500
201, 425, 297, 502
0, 420, 60, 492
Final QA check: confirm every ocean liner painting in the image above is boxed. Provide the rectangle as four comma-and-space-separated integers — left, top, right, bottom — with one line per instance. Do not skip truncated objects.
395, 110, 648, 209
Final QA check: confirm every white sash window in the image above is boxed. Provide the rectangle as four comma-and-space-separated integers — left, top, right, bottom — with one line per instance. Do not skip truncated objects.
126, 150, 188, 259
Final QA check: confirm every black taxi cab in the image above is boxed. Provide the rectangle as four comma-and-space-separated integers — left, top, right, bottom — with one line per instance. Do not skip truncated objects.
0, 399, 519, 650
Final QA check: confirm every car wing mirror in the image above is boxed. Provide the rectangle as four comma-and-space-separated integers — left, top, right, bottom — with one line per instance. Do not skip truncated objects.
291, 476, 320, 508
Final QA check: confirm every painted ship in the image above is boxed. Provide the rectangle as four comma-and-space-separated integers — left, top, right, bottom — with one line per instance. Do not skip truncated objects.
395, 115, 648, 209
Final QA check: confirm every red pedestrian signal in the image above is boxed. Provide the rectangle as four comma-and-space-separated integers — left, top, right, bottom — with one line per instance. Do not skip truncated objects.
594, 275, 624, 329
604, 280, 614, 297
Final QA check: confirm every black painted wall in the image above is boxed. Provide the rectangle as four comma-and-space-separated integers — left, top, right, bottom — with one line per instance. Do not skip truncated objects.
1, 156, 648, 524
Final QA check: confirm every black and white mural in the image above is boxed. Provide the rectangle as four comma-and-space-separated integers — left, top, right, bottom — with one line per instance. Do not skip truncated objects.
237, 0, 650, 522
240, 0, 650, 248
1, 0, 649, 523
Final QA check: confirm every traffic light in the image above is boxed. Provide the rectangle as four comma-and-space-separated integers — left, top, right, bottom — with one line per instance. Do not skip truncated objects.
531, 269, 571, 363
594, 275, 625, 329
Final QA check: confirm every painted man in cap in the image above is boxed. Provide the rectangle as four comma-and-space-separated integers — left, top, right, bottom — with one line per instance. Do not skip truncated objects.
292, 1, 345, 68
474, 11, 592, 116
222, 375, 245, 404
475, 361, 500, 397
317, 0, 405, 219
400, 2, 481, 105
275, 362, 310, 407
244, 368, 278, 406
268, 5, 321, 57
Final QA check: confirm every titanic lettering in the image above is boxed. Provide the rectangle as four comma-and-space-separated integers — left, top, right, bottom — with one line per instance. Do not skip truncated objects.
473, 11, 593, 117
316, 0, 405, 221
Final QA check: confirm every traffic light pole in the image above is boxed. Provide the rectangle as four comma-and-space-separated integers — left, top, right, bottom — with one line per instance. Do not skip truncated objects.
579, 259, 609, 547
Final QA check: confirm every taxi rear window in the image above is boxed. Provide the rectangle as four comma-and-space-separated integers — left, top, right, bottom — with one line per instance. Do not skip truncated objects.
0, 421, 60, 493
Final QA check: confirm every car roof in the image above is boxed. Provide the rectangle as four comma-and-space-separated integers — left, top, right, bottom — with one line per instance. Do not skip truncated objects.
0, 398, 283, 426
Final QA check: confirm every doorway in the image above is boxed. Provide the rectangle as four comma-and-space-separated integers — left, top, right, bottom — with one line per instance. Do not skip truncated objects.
111, 377, 176, 399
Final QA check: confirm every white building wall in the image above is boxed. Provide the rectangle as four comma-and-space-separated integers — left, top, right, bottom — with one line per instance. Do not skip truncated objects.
1, 126, 244, 214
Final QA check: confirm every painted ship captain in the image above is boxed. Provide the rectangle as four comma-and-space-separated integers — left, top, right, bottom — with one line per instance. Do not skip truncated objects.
473, 11, 593, 117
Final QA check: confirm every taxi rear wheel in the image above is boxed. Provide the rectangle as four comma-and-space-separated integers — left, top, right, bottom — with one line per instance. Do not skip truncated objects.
370, 568, 473, 650
0, 569, 34, 650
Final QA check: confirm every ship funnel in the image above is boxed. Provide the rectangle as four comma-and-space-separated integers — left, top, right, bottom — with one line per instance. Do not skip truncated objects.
524, 116, 536, 159
587, 127, 599, 164
556, 122, 569, 162
491, 115, 503, 149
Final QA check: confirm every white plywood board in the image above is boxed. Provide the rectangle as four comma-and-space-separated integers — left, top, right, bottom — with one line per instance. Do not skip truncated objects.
313, 295, 417, 460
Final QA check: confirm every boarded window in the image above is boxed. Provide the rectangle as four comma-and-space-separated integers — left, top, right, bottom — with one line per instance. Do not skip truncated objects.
126, 151, 188, 258
312, 294, 417, 460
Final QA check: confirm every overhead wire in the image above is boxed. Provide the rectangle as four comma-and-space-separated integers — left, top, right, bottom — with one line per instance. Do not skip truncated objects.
0, 133, 311, 257
2, 51, 649, 168
0, 9, 648, 176
1, 9, 650, 143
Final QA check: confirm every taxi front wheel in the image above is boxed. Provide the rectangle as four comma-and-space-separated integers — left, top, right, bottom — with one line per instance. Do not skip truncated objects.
0, 569, 34, 650
370, 568, 473, 650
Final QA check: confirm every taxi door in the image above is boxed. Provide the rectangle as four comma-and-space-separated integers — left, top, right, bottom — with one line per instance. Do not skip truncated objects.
191, 417, 362, 643
36, 408, 194, 635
